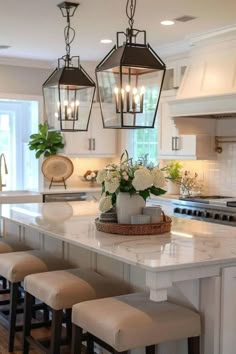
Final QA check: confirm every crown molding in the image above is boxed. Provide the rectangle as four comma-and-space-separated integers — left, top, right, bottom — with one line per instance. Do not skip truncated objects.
155, 40, 191, 58
188, 24, 236, 45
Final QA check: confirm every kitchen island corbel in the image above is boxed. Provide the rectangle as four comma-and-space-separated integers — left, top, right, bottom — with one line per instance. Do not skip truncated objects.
0, 201, 236, 354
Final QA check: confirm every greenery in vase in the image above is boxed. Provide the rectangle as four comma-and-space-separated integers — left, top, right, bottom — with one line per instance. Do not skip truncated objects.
96, 151, 166, 212
28, 122, 64, 159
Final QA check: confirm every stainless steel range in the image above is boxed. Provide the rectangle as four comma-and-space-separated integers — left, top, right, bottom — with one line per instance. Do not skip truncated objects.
173, 196, 236, 226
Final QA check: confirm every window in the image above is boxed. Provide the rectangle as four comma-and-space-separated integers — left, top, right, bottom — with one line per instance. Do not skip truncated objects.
0, 98, 40, 190
125, 75, 159, 164
132, 125, 158, 164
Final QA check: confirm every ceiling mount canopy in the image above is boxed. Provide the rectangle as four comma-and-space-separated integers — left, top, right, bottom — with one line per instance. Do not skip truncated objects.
43, 1, 96, 132
96, 0, 166, 129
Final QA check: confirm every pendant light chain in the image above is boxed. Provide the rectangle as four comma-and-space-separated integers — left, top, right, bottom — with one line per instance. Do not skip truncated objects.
126, 0, 137, 30
64, 8, 75, 63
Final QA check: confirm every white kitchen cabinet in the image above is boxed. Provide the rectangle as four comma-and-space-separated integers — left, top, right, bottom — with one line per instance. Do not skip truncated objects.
221, 266, 236, 354
63, 103, 117, 157
162, 57, 189, 90
158, 91, 216, 160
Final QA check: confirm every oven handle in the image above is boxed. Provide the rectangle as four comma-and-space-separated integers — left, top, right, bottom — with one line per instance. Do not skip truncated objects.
43, 193, 87, 203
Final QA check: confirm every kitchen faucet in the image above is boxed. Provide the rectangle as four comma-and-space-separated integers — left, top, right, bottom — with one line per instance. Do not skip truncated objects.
0, 153, 8, 191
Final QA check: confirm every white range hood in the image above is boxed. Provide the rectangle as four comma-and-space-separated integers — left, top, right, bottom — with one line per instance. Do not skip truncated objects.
169, 28, 236, 120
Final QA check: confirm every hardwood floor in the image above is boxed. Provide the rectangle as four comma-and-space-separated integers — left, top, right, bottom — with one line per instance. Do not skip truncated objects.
0, 324, 72, 354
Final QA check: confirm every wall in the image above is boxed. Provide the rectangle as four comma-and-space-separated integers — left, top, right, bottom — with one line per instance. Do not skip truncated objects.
57, 157, 112, 188
165, 142, 236, 197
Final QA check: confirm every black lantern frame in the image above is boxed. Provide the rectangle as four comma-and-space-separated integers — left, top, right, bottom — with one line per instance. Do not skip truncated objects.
96, 1, 166, 129
43, 2, 96, 132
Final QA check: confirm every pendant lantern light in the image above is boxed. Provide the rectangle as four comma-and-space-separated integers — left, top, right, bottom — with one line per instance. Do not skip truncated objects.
43, 2, 96, 132
96, 0, 166, 129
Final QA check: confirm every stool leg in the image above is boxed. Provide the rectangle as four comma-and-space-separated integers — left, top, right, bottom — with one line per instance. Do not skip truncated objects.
8, 282, 19, 352
50, 309, 63, 354
188, 336, 200, 354
2, 276, 7, 289
23, 291, 34, 354
87, 333, 94, 354
71, 324, 83, 354
65, 308, 72, 342
146, 345, 156, 354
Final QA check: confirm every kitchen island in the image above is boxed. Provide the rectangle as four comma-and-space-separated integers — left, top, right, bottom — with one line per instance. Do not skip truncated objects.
0, 201, 236, 354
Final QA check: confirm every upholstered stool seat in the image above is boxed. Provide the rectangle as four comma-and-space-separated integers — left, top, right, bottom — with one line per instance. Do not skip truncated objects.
0, 250, 71, 352
72, 292, 201, 354
0, 238, 31, 253
24, 268, 129, 310
23, 268, 130, 354
0, 238, 31, 289
0, 250, 70, 283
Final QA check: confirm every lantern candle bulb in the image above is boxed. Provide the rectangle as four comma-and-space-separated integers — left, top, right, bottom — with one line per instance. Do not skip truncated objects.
114, 85, 145, 114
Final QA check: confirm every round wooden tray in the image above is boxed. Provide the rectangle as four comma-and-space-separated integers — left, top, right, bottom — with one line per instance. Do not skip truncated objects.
95, 214, 172, 236
41, 155, 74, 182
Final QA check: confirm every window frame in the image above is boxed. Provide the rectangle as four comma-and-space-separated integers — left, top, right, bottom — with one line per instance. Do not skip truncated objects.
0, 92, 44, 190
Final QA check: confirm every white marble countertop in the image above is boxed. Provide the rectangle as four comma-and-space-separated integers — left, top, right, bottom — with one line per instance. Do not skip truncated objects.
38, 186, 102, 194
1, 201, 236, 272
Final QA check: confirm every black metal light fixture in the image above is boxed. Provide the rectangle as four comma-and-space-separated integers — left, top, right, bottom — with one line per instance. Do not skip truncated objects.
43, 2, 96, 132
96, 0, 166, 129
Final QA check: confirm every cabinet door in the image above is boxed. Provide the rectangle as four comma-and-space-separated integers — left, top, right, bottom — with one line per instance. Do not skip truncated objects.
62, 104, 117, 157
63, 130, 91, 156
221, 266, 236, 354
158, 97, 177, 157
158, 94, 199, 160
90, 104, 117, 157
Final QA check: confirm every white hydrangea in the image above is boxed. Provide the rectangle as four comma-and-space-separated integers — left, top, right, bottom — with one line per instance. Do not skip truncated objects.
99, 195, 113, 213
96, 169, 107, 184
132, 169, 153, 191
152, 168, 166, 189
105, 177, 120, 194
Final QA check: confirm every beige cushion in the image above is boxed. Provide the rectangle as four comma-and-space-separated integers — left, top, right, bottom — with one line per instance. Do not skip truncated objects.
0, 238, 31, 253
24, 268, 130, 310
0, 250, 71, 283
72, 292, 201, 352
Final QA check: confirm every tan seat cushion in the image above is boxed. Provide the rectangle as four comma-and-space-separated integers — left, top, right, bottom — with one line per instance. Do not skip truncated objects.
24, 268, 130, 310
0, 238, 31, 253
0, 250, 71, 282
72, 292, 201, 352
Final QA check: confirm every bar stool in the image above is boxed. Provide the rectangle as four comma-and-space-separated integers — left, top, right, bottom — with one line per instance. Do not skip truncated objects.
71, 292, 201, 354
0, 238, 31, 289
23, 268, 130, 354
0, 249, 71, 352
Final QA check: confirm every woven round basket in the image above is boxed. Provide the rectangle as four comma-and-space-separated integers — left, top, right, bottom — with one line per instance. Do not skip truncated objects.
95, 213, 172, 236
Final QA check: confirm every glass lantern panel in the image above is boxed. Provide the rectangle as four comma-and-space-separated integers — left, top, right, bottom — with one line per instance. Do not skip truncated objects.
43, 85, 59, 129
96, 68, 121, 128
97, 66, 165, 128
57, 85, 94, 131
43, 85, 94, 131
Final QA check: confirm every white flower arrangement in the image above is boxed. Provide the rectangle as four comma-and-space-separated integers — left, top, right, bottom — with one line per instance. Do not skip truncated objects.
96, 151, 166, 212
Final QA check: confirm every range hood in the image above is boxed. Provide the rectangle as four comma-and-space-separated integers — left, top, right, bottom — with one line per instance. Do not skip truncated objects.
169, 28, 236, 119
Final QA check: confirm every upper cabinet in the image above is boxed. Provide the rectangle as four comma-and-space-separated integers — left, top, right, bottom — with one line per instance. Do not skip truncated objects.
158, 91, 216, 160
63, 103, 117, 157
162, 57, 189, 91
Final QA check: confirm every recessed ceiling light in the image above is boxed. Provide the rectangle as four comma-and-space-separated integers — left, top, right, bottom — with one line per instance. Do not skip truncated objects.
100, 39, 112, 44
160, 20, 175, 26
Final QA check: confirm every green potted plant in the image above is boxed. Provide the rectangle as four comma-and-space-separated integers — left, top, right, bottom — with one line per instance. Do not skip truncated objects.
164, 160, 183, 195
28, 122, 64, 159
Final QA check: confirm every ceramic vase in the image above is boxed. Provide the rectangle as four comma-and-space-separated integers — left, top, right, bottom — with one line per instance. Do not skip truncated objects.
167, 180, 180, 195
116, 192, 145, 224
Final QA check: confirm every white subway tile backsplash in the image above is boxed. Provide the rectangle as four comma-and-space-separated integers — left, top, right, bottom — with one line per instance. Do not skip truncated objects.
164, 143, 236, 196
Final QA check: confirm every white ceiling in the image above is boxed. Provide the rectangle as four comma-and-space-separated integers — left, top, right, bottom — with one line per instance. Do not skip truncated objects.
0, 0, 236, 64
